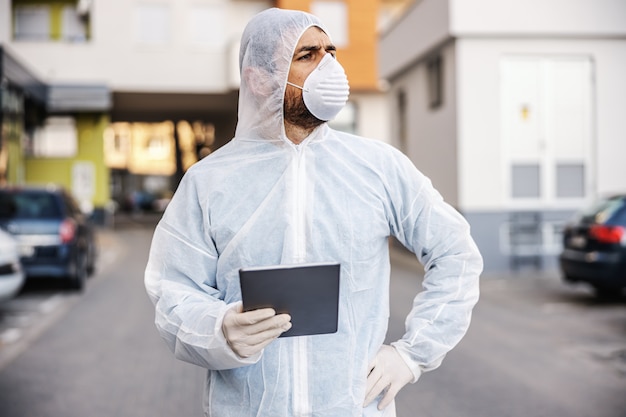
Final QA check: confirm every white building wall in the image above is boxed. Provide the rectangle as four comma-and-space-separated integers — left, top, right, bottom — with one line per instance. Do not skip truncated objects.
457, 38, 626, 211
594, 41, 626, 196
378, 0, 449, 81
353, 93, 390, 144
456, 38, 505, 211
0, 1, 10, 43
379, 0, 626, 271
387, 42, 459, 206
450, 0, 626, 36
0, 0, 269, 92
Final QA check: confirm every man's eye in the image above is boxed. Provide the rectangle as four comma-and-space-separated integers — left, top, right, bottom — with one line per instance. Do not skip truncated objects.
298, 53, 311, 61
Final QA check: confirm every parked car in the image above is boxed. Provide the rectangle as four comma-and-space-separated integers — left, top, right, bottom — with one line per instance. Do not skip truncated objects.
0, 186, 97, 290
0, 228, 25, 303
559, 194, 626, 297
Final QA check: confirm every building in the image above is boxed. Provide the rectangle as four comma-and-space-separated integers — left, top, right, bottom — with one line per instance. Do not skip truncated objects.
1, 0, 274, 221
379, 0, 626, 271
0, 45, 46, 187
1, 0, 406, 221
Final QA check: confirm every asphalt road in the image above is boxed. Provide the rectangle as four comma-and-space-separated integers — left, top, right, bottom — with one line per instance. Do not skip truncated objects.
389, 251, 626, 417
0, 216, 624, 417
0, 219, 204, 417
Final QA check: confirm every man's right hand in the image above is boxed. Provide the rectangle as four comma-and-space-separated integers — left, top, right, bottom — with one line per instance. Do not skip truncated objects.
222, 305, 292, 358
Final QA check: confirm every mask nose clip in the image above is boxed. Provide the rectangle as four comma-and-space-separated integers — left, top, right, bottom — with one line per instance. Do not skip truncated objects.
317, 53, 334, 71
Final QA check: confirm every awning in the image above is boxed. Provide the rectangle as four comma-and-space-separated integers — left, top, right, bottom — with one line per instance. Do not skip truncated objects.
47, 84, 112, 112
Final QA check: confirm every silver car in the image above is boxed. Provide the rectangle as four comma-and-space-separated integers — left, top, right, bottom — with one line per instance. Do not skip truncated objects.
0, 228, 25, 303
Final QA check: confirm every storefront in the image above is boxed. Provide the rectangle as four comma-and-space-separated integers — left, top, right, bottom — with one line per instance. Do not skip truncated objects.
0, 46, 46, 185
0, 46, 112, 224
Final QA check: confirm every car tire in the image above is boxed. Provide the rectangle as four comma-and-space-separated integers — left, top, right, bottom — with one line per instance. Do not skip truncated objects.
562, 272, 577, 283
68, 253, 87, 291
592, 285, 622, 300
86, 245, 96, 276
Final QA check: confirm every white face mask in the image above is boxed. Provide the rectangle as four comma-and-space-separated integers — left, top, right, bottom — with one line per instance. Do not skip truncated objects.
286, 53, 350, 121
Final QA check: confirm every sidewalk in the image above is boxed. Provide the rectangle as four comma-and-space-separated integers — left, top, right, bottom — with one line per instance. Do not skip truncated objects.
388, 239, 561, 282
96, 218, 560, 283
108, 211, 163, 229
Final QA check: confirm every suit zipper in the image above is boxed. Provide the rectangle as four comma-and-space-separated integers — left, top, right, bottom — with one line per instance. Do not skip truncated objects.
291, 145, 310, 416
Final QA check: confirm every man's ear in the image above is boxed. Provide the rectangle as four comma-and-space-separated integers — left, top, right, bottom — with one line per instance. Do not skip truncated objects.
242, 66, 275, 98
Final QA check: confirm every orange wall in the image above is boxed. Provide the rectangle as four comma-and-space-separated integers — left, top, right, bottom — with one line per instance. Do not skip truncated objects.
276, 0, 380, 91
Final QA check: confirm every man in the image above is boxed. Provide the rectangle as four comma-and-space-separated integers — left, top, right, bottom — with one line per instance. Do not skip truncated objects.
145, 7, 482, 417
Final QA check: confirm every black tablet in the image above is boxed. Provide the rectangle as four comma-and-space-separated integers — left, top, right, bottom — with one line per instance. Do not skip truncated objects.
239, 262, 340, 337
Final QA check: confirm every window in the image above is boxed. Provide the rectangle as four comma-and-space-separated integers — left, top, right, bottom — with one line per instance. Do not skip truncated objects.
427, 55, 443, 109
556, 163, 585, 198
511, 164, 540, 198
32, 117, 78, 158
13, 2, 90, 42
14, 5, 50, 41
134, 4, 170, 45
146, 136, 168, 159
310, 1, 348, 48
62, 6, 88, 42
0, 193, 61, 220
397, 90, 408, 151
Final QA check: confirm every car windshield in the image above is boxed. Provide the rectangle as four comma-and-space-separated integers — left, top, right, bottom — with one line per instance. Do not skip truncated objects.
578, 196, 626, 224
0, 192, 62, 220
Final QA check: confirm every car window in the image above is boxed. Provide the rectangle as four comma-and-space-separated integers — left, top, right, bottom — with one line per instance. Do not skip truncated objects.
608, 204, 626, 225
578, 197, 626, 224
64, 193, 82, 216
0, 194, 18, 218
0, 192, 62, 219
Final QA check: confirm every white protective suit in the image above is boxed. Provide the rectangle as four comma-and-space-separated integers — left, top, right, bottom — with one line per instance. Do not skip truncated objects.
144, 7, 482, 417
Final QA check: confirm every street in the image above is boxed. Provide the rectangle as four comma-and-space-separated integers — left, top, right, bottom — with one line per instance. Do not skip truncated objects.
0, 218, 625, 417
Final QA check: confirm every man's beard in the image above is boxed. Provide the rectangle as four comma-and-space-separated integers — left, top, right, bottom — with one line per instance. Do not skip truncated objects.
284, 88, 324, 130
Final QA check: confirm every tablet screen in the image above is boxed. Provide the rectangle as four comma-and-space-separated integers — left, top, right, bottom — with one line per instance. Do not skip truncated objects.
239, 262, 340, 337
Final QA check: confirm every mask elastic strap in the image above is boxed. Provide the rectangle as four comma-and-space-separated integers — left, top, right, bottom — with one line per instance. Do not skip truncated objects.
286, 81, 309, 93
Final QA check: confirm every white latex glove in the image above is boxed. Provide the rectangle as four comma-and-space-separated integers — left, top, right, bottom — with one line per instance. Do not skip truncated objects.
364, 345, 414, 411
222, 304, 292, 358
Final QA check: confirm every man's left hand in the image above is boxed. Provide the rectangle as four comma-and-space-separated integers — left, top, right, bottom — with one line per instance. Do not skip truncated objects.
364, 345, 414, 410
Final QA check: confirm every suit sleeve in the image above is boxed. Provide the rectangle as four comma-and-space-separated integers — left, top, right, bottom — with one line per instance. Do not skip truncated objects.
387, 150, 482, 382
144, 172, 261, 370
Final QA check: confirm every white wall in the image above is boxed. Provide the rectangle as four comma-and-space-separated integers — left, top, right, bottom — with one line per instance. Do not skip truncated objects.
389, 41, 459, 206
450, 0, 626, 36
378, 0, 450, 81
593, 41, 626, 197
2, 0, 269, 92
456, 39, 502, 211
0, 1, 10, 43
457, 38, 626, 210
353, 93, 390, 144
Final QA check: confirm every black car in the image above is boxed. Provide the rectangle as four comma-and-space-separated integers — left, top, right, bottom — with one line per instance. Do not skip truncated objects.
559, 194, 626, 297
0, 186, 97, 290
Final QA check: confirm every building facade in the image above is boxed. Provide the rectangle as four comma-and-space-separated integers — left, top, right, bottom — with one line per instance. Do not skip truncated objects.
0, 0, 273, 219
379, 0, 626, 271
1, 0, 407, 220
0, 46, 46, 187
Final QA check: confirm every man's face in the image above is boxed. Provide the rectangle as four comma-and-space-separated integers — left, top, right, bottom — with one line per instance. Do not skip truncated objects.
284, 26, 336, 129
